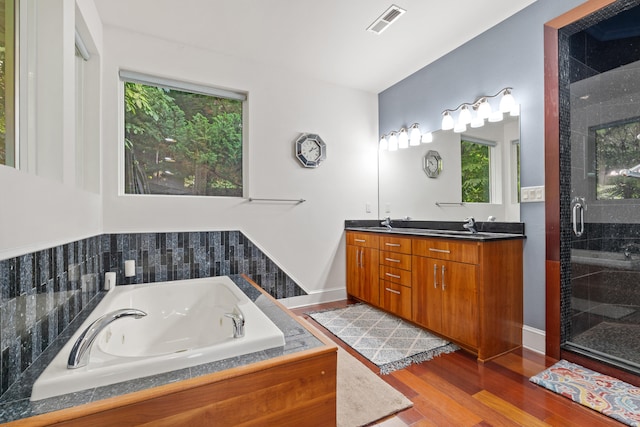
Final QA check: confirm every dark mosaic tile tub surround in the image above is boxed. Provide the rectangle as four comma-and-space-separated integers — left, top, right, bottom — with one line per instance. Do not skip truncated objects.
0, 230, 305, 399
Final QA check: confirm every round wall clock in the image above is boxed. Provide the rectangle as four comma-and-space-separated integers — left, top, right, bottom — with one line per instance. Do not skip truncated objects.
423, 150, 442, 178
295, 133, 326, 168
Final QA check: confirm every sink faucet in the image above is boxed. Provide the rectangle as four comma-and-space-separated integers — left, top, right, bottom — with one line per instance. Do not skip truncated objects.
622, 242, 640, 258
381, 216, 392, 230
67, 308, 147, 369
463, 217, 477, 234
225, 311, 245, 338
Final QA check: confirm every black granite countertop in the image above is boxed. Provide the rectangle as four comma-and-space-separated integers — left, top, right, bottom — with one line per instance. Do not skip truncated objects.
345, 219, 525, 241
0, 275, 324, 424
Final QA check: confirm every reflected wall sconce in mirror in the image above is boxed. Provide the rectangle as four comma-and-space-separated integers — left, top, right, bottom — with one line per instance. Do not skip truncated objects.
379, 123, 434, 151
441, 87, 518, 133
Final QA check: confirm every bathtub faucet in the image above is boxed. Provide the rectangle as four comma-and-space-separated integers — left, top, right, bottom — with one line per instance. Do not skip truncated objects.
225, 311, 245, 338
67, 308, 147, 369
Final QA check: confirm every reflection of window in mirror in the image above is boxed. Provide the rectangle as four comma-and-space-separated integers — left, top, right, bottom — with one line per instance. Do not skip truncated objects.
512, 139, 520, 203
594, 118, 640, 200
461, 137, 495, 203
0, 0, 16, 167
122, 73, 246, 197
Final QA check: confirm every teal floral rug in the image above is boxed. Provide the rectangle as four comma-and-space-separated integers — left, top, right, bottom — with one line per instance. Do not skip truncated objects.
308, 304, 457, 374
530, 360, 640, 426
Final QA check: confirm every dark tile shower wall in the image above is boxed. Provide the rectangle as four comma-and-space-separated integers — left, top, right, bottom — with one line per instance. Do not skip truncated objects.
0, 230, 305, 399
572, 223, 640, 252
0, 236, 104, 397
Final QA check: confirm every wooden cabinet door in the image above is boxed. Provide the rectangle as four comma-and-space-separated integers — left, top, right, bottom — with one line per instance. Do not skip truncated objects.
412, 256, 442, 333
440, 260, 478, 349
379, 280, 411, 319
347, 245, 379, 305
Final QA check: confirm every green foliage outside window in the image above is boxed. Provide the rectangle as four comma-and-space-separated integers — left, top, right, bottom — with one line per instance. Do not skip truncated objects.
461, 139, 490, 203
595, 119, 640, 200
124, 81, 243, 196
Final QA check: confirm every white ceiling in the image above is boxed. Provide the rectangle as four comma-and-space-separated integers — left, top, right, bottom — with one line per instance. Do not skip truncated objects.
92, 0, 538, 93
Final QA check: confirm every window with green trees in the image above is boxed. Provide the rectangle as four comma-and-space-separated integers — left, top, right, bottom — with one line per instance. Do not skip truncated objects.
594, 118, 640, 200
123, 75, 245, 197
0, 0, 16, 167
461, 138, 491, 203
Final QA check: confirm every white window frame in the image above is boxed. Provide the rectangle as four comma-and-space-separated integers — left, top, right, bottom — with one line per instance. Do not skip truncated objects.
118, 71, 248, 198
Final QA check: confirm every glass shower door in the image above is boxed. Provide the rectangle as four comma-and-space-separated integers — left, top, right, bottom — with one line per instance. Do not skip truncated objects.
564, 34, 640, 373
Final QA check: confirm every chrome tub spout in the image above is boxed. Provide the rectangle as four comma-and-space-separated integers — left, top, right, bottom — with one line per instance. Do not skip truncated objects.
225, 311, 245, 338
67, 308, 147, 369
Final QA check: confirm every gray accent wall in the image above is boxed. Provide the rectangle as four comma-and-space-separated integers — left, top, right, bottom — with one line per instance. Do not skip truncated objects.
379, 0, 585, 331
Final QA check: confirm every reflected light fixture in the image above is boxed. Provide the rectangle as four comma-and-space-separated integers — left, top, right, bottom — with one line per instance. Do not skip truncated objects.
378, 123, 435, 151
379, 135, 388, 150
398, 128, 409, 149
409, 123, 421, 146
388, 131, 398, 151
453, 122, 467, 133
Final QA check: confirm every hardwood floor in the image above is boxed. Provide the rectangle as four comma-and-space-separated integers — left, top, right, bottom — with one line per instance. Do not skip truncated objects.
291, 300, 624, 427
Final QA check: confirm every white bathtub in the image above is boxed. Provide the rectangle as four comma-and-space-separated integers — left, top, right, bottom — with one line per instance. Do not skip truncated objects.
30, 276, 285, 401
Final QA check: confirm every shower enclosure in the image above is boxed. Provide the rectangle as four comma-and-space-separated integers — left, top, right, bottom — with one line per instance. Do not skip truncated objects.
558, 0, 640, 375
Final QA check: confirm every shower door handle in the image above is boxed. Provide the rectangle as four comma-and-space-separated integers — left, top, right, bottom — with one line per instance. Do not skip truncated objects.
572, 202, 584, 237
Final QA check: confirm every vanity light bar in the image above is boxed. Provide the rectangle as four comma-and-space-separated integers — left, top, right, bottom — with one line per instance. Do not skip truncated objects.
379, 87, 517, 151
441, 87, 518, 133
379, 123, 433, 151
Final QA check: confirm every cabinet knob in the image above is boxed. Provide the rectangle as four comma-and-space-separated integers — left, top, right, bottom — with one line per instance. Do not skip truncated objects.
385, 287, 401, 295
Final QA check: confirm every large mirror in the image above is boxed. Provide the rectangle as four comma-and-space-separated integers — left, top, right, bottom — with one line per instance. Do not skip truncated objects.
378, 115, 520, 222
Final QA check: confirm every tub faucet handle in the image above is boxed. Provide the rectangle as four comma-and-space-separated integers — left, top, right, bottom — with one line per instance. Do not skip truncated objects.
225, 311, 245, 338
67, 308, 147, 369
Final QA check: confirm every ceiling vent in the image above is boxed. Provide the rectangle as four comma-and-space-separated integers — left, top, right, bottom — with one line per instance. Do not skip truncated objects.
366, 5, 406, 35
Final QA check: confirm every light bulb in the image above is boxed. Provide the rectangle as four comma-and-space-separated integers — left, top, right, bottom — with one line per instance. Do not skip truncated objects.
453, 122, 467, 133
379, 135, 388, 151
441, 112, 454, 131
388, 132, 398, 151
470, 117, 484, 128
458, 105, 472, 125
398, 128, 409, 149
409, 124, 421, 146
421, 132, 433, 143
510, 104, 520, 117
489, 110, 504, 122
499, 89, 515, 113
477, 99, 492, 120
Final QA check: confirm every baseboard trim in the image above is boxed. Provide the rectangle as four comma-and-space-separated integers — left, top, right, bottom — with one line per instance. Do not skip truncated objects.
522, 325, 546, 355
279, 288, 347, 309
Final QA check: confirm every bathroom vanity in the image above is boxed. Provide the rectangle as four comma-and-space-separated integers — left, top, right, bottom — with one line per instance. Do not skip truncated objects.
346, 225, 524, 361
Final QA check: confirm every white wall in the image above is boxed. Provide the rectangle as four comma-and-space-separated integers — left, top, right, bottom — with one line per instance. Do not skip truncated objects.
101, 27, 379, 299
0, 0, 103, 261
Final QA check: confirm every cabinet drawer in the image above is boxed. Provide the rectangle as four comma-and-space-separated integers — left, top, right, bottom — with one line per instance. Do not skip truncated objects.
379, 265, 411, 287
379, 280, 412, 319
379, 251, 411, 270
379, 236, 412, 254
412, 238, 478, 264
346, 231, 379, 249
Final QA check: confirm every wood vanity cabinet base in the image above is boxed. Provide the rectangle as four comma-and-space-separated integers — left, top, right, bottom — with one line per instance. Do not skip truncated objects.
347, 230, 524, 363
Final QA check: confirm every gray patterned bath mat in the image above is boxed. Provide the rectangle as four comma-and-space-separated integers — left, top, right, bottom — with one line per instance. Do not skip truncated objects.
308, 304, 458, 374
